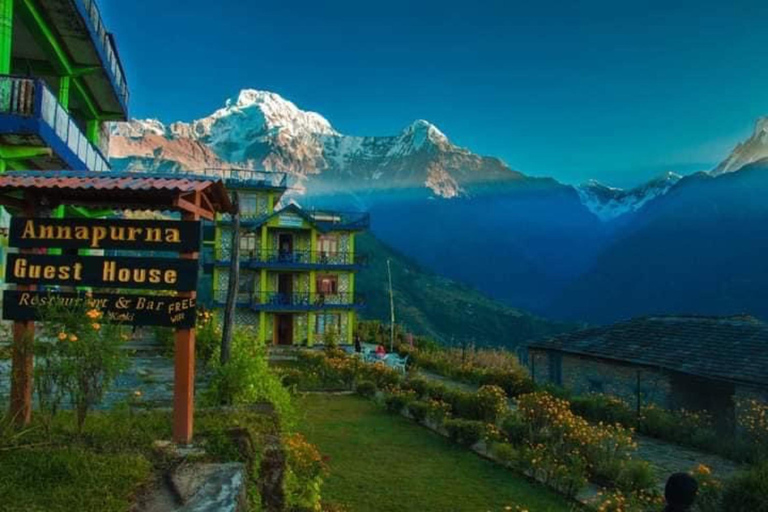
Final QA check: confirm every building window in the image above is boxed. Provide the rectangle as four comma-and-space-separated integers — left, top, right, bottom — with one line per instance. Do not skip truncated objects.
315, 313, 341, 334
240, 233, 257, 257
317, 234, 339, 259
237, 273, 254, 300
240, 194, 257, 216
317, 275, 338, 295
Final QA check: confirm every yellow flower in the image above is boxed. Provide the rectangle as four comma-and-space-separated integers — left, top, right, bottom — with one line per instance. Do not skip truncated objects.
86, 308, 102, 320
69, 334, 78, 342
92, 323, 101, 331
133, 390, 142, 398
58, 332, 67, 341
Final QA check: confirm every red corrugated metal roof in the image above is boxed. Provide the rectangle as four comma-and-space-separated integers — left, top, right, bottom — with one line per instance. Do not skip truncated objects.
0, 171, 234, 215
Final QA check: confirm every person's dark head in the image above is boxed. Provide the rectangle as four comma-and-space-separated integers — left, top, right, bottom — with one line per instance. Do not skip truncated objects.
664, 473, 698, 511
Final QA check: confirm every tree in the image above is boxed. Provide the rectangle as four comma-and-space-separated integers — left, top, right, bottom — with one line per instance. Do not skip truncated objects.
221, 190, 240, 367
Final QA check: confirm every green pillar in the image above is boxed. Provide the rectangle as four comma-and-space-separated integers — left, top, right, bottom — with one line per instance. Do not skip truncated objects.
86, 120, 99, 146
259, 311, 266, 344
58, 76, 71, 110
0, 0, 13, 74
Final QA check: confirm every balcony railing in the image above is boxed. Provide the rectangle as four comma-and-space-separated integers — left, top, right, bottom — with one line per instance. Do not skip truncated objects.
200, 168, 288, 189
214, 291, 365, 310
214, 249, 368, 269
79, 0, 130, 109
0, 75, 110, 171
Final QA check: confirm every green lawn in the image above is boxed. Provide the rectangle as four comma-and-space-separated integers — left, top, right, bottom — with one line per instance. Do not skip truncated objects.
297, 394, 576, 512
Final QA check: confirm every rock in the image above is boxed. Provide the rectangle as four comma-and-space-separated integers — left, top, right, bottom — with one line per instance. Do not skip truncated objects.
172, 462, 247, 512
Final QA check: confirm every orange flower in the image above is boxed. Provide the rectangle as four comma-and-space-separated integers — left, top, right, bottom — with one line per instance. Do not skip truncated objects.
69, 334, 78, 342
92, 323, 101, 331
58, 332, 67, 341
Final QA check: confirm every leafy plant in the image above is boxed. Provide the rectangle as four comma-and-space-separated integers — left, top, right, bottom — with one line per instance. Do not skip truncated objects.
720, 461, 768, 512
204, 327, 295, 426
355, 380, 377, 398
444, 418, 485, 447
36, 297, 129, 433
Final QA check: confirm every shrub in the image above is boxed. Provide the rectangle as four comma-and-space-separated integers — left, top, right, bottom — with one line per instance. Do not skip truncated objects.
638, 404, 715, 448
517, 392, 638, 486
444, 419, 485, 447
441, 388, 481, 420
361, 362, 401, 389
490, 442, 518, 466
571, 393, 637, 427
402, 377, 431, 398
477, 368, 535, 397
736, 398, 768, 461
615, 460, 656, 493
501, 412, 529, 446
720, 462, 768, 512
407, 400, 430, 423
279, 368, 303, 389
283, 433, 328, 511
204, 328, 295, 426
423, 398, 451, 424
355, 380, 377, 399
474, 385, 508, 423
518, 443, 588, 498
594, 489, 664, 512
195, 308, 221, 364
36, 298, 129, 432
383, 388, 415, 414
691, 464, 723, 512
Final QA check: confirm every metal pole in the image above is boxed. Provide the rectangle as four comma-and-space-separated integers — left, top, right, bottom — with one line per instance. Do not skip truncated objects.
387, 258, 395, 352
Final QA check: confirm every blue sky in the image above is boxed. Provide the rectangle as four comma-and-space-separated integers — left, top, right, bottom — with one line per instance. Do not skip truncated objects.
102, 0, 768, 187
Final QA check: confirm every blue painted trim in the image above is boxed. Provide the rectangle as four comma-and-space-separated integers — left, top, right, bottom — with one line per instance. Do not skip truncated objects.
71, 0, 129, 116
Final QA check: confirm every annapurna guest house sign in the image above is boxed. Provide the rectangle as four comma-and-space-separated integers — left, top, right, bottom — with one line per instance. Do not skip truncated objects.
3, 218, 202, 328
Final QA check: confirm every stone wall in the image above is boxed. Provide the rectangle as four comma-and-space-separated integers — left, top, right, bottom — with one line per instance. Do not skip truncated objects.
529, 349, 672, 410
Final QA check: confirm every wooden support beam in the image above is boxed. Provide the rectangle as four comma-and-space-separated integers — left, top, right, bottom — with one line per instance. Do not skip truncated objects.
9, 197, 37, 426
173, 205, 200, 445
175, 192, 215, 221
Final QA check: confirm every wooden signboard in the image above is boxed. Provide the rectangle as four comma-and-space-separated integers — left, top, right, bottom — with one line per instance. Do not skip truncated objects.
4, 254, 198, 291
3, 291, 197, 328
9, 218, 201, 252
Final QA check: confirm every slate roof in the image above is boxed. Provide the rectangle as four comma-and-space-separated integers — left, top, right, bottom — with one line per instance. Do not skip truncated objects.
528, 315, 768, 387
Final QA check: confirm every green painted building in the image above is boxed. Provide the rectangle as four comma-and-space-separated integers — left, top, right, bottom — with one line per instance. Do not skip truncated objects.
202, 169, 369, 346
0, 0, 129, 273
0, 0, 128, 171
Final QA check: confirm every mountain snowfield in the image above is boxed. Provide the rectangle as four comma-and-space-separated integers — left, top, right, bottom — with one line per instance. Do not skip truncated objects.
111, 89, 520, 199
112, 89, 768, 221
712, 117, 768, 175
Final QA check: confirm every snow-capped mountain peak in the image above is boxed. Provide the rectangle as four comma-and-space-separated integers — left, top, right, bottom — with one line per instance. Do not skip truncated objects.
110, 88, 524, 198
713, 116, 768, 175
577, 171, 682, 221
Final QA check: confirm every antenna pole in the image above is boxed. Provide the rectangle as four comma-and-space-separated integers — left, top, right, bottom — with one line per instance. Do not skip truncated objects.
387, 258, 395, 352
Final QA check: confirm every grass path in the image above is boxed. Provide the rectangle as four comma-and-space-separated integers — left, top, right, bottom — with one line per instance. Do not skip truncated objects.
296, 394, 576, 512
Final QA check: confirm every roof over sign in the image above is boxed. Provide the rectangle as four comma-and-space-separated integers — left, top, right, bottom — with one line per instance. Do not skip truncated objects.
528, 315, 768, 387
0, 171, 234, 219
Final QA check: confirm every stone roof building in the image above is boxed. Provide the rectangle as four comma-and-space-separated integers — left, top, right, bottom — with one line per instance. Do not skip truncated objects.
527, 315, 768, 429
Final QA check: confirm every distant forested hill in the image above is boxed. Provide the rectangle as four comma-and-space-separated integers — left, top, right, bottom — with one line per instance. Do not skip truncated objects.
355, 232, 577, 348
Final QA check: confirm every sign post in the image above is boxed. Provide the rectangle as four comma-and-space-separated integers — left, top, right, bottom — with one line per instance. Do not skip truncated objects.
0, 171, 233, 442
4, 216, 203, 441
173, 210, 200, 445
